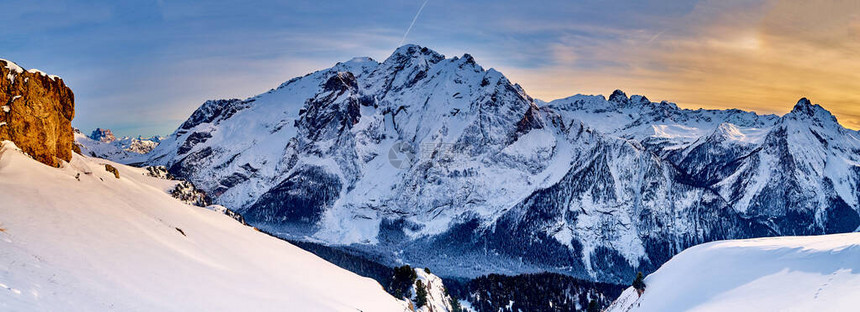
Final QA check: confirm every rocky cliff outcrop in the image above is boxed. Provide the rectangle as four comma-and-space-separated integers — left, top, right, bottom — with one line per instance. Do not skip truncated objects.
1, 59, 75, 167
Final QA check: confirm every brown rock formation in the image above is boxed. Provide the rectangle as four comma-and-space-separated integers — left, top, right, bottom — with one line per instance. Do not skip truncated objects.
0, 59, 75, 167
104, 164, 120, 179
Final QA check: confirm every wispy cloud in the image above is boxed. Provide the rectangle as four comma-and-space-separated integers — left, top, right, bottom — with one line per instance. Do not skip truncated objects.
496, 0, 860, 128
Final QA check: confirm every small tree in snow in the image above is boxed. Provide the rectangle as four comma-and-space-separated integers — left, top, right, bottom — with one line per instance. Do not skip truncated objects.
449, 297, 463, 312
415, 280, 428, 308
632, 272, 646, 296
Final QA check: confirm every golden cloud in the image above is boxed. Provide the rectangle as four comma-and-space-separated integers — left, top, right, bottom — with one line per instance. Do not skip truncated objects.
503, 0, 860, 129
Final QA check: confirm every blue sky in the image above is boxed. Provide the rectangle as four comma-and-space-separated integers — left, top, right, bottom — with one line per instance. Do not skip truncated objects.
3, 0, 859, 136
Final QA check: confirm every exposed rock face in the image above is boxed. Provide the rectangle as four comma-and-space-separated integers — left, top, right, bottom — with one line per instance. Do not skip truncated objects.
170, 180, 210, 207
89, 128, 117, 143
104, 164, 120, 179
0, 59, 74, 167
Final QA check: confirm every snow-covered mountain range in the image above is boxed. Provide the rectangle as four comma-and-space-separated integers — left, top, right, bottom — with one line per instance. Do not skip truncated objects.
144, 44, 860, 283
75, 128, 162, 163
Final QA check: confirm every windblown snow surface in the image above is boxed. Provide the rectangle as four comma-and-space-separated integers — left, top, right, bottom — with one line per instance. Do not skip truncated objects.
607, 233, 860, 312
0, 141, 406, 311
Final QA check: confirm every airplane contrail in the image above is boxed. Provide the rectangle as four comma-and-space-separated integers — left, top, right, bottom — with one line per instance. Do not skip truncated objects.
399, 0, 431, 47
646, 30, 666, 44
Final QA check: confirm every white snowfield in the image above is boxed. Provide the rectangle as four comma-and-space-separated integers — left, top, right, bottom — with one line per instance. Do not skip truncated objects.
0, 141, 407, 311
607, 233, 860, 312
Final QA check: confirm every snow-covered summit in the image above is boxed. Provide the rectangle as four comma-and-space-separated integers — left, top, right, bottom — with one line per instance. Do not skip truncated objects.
89, 127, 117, 143
0, 59, 60, 81
782, 97, 844, 131
388, 44, 445, 62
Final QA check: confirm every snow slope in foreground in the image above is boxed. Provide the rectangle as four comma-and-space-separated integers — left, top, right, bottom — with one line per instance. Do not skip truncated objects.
0, 141, 406, 311
607, 233, 860, 312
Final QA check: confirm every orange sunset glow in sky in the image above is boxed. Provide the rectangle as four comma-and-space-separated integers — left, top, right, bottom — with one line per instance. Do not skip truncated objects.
500, 1, 860, 129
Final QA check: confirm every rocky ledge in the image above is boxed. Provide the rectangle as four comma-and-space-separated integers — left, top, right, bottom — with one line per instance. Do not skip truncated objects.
1, 59, 75, 167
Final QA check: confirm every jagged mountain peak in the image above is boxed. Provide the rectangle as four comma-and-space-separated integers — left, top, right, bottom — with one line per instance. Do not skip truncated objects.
794, 97, 812, 108
608, 89, 628, 104
633, 95, 652, 105
459, 53, 477, 64
785, 97, 840, 125
384, 44, 445, 65
607, 89, 651, 107
89, 128, 117, 143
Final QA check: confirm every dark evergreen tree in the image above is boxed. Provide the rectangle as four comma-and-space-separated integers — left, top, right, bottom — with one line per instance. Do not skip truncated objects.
444, 272, 625, 312
632, 272, 646, 292
415, 280, 428, 308
587, 299, 600, 312
390, 265, 418, 299
424, 267, 431, 274
449, 297, 463, 312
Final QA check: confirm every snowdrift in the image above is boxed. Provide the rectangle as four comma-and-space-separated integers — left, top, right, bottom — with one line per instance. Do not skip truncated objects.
0, 141, 406, 311
607, 233, 860, 311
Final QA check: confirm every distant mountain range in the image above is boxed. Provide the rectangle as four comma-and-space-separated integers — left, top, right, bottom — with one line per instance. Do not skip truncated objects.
123, 44, 860, 284
75, 128, 163, 163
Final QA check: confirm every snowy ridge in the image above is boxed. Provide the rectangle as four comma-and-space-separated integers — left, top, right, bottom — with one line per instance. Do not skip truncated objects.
0, 140, 406, 311
25, 68, 59, 80
147, 44, 860, 283
545, 89, 779, 152
607, 233, 860, 311
0, 59, 60, 82
1, 59, 24, 83
411, 268, 457, 312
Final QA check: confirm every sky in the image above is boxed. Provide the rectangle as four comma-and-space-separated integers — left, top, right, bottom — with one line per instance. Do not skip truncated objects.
3, 0, 859, 137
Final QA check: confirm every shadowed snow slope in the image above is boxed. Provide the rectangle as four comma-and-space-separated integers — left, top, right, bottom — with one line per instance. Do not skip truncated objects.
0, 141, 405, 311
607, 233, 860, 312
